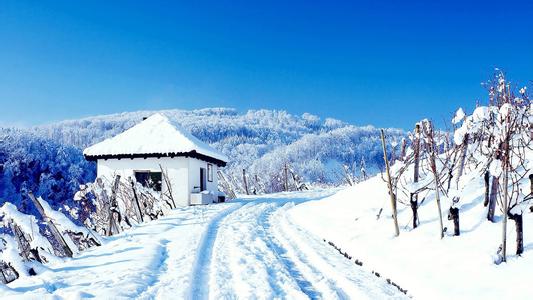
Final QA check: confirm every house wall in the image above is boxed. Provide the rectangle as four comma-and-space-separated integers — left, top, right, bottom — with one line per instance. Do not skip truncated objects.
96, 157, 189, 206
187, 158, 219, 202
96, 156, 220, 206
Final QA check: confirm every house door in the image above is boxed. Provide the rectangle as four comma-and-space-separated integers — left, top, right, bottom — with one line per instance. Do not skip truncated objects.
200, 168, 207, 191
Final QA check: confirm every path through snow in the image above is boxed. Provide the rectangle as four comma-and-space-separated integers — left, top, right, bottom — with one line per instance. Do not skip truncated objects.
3, 190, 407, 299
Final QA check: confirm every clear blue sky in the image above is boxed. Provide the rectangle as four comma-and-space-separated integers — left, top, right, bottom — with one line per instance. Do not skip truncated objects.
0, 1, 531, 129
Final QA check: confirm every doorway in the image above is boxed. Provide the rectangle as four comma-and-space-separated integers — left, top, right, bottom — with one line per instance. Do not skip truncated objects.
200, 167, 207, 191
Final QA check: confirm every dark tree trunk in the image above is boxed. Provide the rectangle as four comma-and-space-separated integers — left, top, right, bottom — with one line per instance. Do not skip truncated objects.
483, 171, 490, 207
487, 176, 499, 222
410, 193, 418, 229
508, 212, 524, 255
530, 174, 533, 194
448, 207, 460, 236
242, 169, 249, 195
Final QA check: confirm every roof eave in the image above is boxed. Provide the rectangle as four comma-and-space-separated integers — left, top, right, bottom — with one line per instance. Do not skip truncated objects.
84, 150, 227, 167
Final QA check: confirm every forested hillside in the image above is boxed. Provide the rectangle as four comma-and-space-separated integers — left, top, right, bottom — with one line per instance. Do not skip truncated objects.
34, 109, 404, 189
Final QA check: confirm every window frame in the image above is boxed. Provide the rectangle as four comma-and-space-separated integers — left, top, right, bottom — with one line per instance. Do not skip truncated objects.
134, 170, 162, 192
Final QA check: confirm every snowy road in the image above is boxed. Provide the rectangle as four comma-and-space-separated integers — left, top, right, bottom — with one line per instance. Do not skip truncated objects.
198, 191, 406, 300
4, 190, 407, 299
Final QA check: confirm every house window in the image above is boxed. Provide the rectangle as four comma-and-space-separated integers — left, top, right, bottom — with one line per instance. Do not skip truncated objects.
134, 171, 162, 191
207, 164, 213, 182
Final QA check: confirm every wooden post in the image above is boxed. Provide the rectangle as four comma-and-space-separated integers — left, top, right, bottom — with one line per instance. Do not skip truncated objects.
427, 122, 444, 239
410, 193, 418, 229
483, 171, 490, 207
414, 124, 421, 184
28, 192, 74, 257
284, 163, 289, 192
487, 176, 499, 221
448, 206, 460, 236
242, 169, 249, 195
412, 124, 421, 226
508, 212, 523, 255
529, 173, 533, 195
380, 129, 400, 237
501, 124, 510, 262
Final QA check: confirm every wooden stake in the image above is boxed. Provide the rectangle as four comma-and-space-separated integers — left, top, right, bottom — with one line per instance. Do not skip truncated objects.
501, 119, 511, 262
129, 177, 144, 223
380, 129, 400, 237
28, 192, 74, 257
284, 163, 289, 192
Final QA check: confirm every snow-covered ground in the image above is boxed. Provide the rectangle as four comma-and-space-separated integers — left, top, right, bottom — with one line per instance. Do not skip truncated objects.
290, 176, 533, 300
2, 190, 407, 299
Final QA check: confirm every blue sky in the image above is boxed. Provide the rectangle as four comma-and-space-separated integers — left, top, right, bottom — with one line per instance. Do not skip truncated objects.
0, 1, 531, 129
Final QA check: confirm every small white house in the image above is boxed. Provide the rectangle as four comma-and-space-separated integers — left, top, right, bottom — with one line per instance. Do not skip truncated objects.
83, 113, 228, 206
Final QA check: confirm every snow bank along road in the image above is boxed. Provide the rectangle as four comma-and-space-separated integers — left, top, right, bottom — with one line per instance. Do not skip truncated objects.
3, 190, 407, 299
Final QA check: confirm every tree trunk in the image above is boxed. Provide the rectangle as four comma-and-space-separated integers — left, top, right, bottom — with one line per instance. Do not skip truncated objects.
483, 171, 490, 207
530, 174, 533, 195
448, 207, 460, 236
410, 193, 418, 229
487, 176, 499, 222
508, 212, 523, 255
529, 174, 533, 212
380, 129, 400, 237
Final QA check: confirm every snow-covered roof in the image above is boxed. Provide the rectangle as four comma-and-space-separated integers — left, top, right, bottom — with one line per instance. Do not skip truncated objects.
83, 113, 228, 166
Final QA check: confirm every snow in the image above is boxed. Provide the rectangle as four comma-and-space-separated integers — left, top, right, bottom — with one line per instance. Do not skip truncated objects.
83, 113, 229, 163
0, 203, 55, 255
452, 107, 466, 124
36, 196, 102, 251
2, 191, 408, 299
289, 173, 533, 300
472, 106, 490, 122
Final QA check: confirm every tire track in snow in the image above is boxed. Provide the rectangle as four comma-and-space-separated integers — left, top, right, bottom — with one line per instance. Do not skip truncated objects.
209, 200, 325, 299
276, 204, 408, 299
257, 203, 324, 299
188, 203, 244, 300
